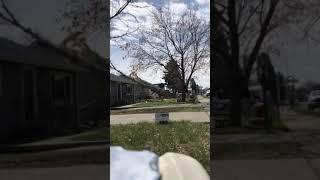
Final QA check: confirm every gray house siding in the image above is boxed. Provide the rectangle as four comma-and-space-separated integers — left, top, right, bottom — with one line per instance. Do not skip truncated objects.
0, 63, 22, 142
78, 70, 107, 125
0, 62, 79, 142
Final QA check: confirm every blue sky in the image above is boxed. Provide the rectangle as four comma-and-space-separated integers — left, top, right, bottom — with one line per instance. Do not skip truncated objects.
110, 0, 210, 88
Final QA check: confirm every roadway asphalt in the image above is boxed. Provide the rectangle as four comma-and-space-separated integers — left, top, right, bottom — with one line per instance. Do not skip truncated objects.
0, 165, 108, 180
212, 159, 320, 180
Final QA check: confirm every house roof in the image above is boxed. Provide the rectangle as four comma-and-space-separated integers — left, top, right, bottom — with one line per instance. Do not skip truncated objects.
110, 73, 136, 84
30, 40, 107, 72
131, 75, 161, 91
0, 37, 86, 71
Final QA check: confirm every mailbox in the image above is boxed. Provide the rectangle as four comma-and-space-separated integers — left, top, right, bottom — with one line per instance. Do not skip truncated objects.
155, 112, 169, 124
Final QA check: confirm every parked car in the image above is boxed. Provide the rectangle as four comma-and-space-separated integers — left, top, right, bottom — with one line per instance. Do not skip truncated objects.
205, 90, 210, 97
307, 90, 320, 111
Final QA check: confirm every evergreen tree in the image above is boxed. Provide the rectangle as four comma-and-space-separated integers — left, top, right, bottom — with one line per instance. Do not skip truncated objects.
163, 60, 183, 95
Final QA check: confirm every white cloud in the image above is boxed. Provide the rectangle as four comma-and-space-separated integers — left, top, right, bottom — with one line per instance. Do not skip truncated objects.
167, 2, 188, 16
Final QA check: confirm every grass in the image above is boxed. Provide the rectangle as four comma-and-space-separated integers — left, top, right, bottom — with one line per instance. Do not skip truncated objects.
213, 142, 300, 160
70, 127, 109, 141
0, 146, 107, 168
134, 98, 200, 108
110, 106, 203, 115
294, 107, 320, 117
134, 99, 182, 107
272, 117, 291, 131
110, 121, 210, 174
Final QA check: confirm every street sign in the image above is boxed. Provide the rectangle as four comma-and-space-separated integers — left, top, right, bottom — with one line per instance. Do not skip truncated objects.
155, 112, 169, 124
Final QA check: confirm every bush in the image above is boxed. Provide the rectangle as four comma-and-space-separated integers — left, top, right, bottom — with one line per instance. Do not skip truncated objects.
188, 95, 199, 103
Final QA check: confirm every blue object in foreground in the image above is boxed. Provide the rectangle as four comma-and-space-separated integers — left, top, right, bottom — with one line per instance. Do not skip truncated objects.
110, 146, 160, 180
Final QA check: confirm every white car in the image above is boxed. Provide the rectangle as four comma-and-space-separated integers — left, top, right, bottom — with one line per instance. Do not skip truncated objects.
307, 90, 320, 111
205, 90, 210, 97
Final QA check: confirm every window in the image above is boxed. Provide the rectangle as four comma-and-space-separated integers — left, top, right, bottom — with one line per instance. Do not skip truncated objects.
53, 73, 72, 106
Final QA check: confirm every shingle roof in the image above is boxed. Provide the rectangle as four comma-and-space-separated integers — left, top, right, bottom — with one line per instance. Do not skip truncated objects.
110, 73, 136, 84
0, 37, 86, 71
131, 74, 161, 91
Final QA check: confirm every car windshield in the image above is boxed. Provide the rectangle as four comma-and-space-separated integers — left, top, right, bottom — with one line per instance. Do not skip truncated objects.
311, 90, 320, 96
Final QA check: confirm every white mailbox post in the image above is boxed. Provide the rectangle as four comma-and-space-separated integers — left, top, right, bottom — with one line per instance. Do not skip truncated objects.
155, 112, 169, 124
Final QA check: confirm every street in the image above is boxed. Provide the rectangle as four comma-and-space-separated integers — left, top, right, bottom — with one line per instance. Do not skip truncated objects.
212, 159, 320, 180
213, 109, 320, 179
0, 165, 108, 180
110, 112, 209, 124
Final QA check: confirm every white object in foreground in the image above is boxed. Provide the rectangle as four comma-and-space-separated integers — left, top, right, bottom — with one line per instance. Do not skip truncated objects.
110, 146, 209, 180
155, 112, 169, 123
159, 152, 210, 180
110, 146, 160, 180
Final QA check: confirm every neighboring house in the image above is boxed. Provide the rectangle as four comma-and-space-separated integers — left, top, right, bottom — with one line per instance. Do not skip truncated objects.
130, 74, 162, 100
109, 73, 163, 106
153, 83, 165, 90
110, 74, 136, 107
0, 38, 107, 143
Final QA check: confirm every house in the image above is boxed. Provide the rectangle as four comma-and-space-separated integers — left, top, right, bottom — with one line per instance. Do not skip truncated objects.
109, 73, 162, 106
130, 73, 162, 100
110, 74, 135, 107
0, 37, 107, 143
153, 83, 165, 90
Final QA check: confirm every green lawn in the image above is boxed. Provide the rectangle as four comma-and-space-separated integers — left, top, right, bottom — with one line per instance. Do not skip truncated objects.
134, 99, 181, 107
0, 146, 107, 168
110, 121, 210, 174
294, 107, 320, 117
134, 98, 199, 108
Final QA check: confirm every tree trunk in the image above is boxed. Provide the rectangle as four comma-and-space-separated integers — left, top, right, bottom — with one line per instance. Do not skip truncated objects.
263, 89, 272, 132
181, 84, 187, 102
228, 66, 245, 127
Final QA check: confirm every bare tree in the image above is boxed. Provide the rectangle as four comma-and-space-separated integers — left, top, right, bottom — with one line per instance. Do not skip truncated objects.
58, 0, 146, 40
213, 0, 306, 126
0, 0, 143, 74
125, 8, 209, 102
298, 1, 320, 43
58, 0, 152, 75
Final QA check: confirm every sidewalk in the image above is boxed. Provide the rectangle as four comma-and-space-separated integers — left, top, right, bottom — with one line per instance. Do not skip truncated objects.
212, 159, 320, 180
110, 112, 210, 125
198, 95, 210, 103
